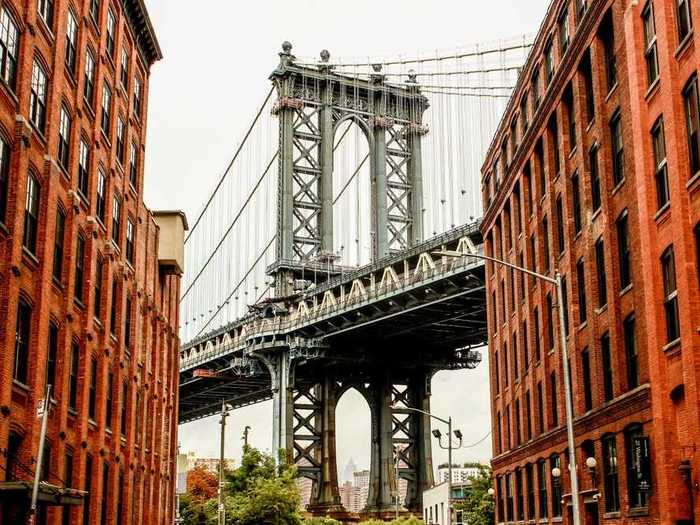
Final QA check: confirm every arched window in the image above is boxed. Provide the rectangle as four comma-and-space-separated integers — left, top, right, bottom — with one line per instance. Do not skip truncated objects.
602, 433, 620, 512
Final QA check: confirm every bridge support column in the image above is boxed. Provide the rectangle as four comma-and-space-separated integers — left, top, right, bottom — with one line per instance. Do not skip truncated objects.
372, 124, 389, 260
319, 82, 334, 253
271, 352, 293, 462
365, 373, 395, 515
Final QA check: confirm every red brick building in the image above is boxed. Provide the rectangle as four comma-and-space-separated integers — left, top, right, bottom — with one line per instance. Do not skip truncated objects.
0, 1, 185, 524
482, 0, 700, 523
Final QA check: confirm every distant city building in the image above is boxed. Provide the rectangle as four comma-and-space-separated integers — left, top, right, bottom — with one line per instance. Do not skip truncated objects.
422, 482, 470, 525
353, 469, 370, 510
436, 464, 486, 484
297, 477, 313, 510
180, 450, 235, 473
339, 480, 362, 512
342, 457, 358, 483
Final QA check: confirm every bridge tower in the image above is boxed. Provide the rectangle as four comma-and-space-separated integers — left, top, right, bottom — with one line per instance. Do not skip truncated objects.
263, 43, 434, 519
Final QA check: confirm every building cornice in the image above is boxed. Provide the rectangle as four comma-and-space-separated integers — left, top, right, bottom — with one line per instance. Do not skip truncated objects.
121, 0, 163, 66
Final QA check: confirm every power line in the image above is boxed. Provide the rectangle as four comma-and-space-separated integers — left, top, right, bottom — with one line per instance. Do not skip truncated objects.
423, 90, 512, 98
331, 64, 523, 79
185, 86, 275, 243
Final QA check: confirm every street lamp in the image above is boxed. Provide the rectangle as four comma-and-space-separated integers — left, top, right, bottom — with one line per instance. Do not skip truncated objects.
435, 248, 582, 525
398, 405, 461, 524
218, 400, 232, 525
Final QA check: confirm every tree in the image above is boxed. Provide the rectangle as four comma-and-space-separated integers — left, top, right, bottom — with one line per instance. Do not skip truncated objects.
454, 466, 495, 525
187, 465, 219, 501
302, 518, 343, 525
178, 492, 215, 525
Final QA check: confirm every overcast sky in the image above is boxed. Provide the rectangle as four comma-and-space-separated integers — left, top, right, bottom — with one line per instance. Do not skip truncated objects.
142, 0, 551, 475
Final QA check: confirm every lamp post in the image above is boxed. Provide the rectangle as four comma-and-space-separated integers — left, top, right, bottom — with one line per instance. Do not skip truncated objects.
400, 406, 461, 524
218, 400, 231, 525
435, 249, 582, 525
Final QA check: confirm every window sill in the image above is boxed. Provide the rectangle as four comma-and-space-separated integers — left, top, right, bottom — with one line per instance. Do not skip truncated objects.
568, 146, 577, 159
605, 82, 619, 103
611, 177, 626, 196
12, 379, 30, 393
663, 338, 681, 355
73, 298, 86, 311
0, 221, 8, 237
63, 66, 77, 90
67, 408, 78, 418
577, 320, 588, 332
619, 283, 633, 297
51, 277, 64, 293
83, 100, 96, 121
36, 16, 56, 46
604, 511, 621, 519
585, 118, 595, 134
21, 247, 39, 270
591, 207, 602, 222
595, 304, 608, 316
644, 77, 660, 101
628, 506, 649, 517
675, 30, 694, 60
653, 202, 671, 223
686, 170, 700, 194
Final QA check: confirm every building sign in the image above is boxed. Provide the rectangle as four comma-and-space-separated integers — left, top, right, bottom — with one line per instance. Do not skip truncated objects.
632, 436, 651, 493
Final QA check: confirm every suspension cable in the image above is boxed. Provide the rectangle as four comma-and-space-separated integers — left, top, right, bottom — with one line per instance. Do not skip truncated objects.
185, 86, 275, 243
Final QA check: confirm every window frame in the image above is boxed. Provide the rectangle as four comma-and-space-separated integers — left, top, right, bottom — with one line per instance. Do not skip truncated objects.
29, 59, 48, 133
23, 172, 41, 254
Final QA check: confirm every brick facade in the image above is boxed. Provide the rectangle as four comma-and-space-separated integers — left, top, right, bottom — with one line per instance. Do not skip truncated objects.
0, 1, 182, 525
481, 0, 700, 523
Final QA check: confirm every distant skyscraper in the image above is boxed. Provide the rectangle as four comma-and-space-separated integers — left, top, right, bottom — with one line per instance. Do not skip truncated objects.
343, 457, 358, 483
353, 469, 371, 510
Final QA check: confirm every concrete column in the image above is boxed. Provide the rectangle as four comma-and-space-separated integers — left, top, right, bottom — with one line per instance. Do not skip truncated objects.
366, 373, 395, 513
271, 352, 293, 462
277, 96, 296, 265
372, 125, 389, 260
319, 82, 334, 253
404, 370, 435, 512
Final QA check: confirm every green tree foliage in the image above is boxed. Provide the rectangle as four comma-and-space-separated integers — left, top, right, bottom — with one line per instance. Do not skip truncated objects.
358, 518, 424, 525
302, 518, 343, 525
454, 466, 495, 525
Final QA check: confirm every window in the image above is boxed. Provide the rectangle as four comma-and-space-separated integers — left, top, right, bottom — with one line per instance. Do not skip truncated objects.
0, 136, 8, 223
558, 8, 570, 54
601, 333, 614, 401
595, 237, 607, 307
47, 323, 58, 390
88, 357, 97, 420
90, 0, 100, 22
110, 280, 118, 334
526, 464, 535, 520
536, 381, 544, 435
65, 10, 78, 73
616, 211, 631, 289
94, 258, 103, 319
116, 117, 125, 164
546, 293, 554, 352
572, 171, 582, 233
106, 9, 116, 57
23, 173, 40, 254
520, 95, 529, 134
600, 12, 617, 91
516, 468, 524, 521
603, 435, 620, 512
120, 381, 128, 435
623, 314, 639, 390
69, 340, 79, 410
536, 140, 545, 197
577, 258, 587, 323
125, 297, 132, 350
580, 51, 595, 122
626, 426, 650, 508
83, 454, 93, 525
542, 216, 550, 273
533, 307, 541, 362
661, 246, 680, 342
0, 8, 19, 90
101, 83, 112, 137
522, 320, 529, 373
101, 462, 110, 525
551, 455, 562, 516
77, 139, 90, 198
134, 77, 142, 118
84, 49, 96, 105
58, 106, 71, 170
642, 2, 659, 86
112, 195, 121, 245
37, 0, 54, 29
525, 390, 532, 440
610, 111, 624, 185
505, 472, 514, 521
652, 117, 669, 209
676, 0, 693, 43
29, 60, 48, 133
126, 219, 135, 264
683, 76, 700, 176
13, 298, 31, 384
504, 342, 509, 387
120, 47, 129, 89
590, 145, 601, 212
53, 207, 66, 281
538, 459, 548, 518
550, 371, 558, 428
556, 195, 565, 255
129, 142, 138, 188
564, 84, 576, 149
696, 224, 700, 291
532, 70, 541, 110
549, 115, 560, 176
106, 371, 113, 428
75, 235, 85, 302
96, 169, 106, 223
63, 451, 74, 523
544, 40, 554, 83
512, 332, 519, 381
582, 348, 592, 411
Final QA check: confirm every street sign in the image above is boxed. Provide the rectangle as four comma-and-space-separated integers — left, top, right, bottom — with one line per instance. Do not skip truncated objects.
36, 399, 45, 418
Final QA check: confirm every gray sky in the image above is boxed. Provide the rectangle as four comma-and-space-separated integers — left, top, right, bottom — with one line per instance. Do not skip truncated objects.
143, 0, 550, 474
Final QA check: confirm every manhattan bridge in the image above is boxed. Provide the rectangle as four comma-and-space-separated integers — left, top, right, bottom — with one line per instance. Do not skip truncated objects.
178, 36, 532, 519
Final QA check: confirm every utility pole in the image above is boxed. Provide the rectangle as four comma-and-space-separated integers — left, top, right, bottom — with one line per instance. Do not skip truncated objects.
243, 426, 251, 449
28, 384, 51, 525
218, 400, 230, 525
